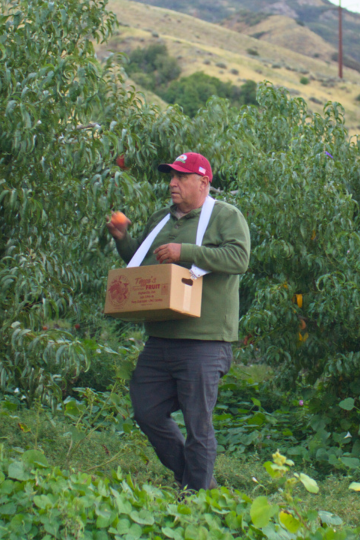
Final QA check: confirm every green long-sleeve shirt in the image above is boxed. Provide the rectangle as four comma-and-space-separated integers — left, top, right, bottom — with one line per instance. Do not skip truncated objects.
115, 199, 250, 342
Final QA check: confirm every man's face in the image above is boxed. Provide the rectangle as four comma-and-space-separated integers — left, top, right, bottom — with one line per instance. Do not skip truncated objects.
169, 171, 207, 210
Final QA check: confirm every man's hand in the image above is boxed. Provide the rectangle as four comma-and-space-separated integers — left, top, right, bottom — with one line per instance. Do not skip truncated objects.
106, 212, 131, 241
154, 243, 181, 264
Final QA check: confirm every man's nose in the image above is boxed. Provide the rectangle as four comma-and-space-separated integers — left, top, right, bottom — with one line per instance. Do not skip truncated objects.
169, 176, 178, 186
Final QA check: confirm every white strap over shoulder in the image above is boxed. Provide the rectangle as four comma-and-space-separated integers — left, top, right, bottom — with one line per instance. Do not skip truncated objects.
127, 196, 215, 279
190, 195, 215, 279
127, 214, 170, 268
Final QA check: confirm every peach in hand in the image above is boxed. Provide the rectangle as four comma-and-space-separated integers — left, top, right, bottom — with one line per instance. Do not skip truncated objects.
111, 211, 128, 227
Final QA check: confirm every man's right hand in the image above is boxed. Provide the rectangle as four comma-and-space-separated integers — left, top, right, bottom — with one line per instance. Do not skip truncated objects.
106, 212, 131, 241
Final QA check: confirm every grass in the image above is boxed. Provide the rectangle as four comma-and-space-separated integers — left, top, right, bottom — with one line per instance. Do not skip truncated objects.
101, 0, 360, 136
215, 454, 360, 529
1, 399, 360, 529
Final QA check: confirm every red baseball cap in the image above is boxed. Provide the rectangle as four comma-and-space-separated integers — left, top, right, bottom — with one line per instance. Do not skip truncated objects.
158, 152, 213, 182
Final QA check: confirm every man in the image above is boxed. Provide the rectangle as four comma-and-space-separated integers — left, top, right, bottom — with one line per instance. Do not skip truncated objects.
106, 152, 250, 491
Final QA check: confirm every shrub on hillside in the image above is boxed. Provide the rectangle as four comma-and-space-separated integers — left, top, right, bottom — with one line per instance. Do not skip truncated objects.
161, 73, 257, 116
127, 43, 181, 91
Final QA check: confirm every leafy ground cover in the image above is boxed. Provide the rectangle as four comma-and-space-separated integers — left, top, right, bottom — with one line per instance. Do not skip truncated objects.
1, 431, 360, 539
1, 366, 360, 533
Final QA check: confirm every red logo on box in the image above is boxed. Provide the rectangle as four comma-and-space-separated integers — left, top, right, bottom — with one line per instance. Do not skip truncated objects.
108, 276, 130, 307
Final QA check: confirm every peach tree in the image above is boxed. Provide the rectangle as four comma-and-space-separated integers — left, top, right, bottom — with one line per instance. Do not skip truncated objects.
0, 0, 173, 404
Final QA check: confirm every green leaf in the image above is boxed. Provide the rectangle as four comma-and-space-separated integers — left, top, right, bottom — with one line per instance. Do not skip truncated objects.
279, 511, 301, 533
263, 461, 282, 479
340, 457, 360, 469
8, 514, 32, 535
129, 509, 155, 525
297, 473, 319, 494
22, 450, 49, 468
339, 398, 355, 411
64, 400, 84, 419
318, 511, 343, 526
96, 507, 117, 528
110, 518, 130, 535
111, 491, 132, 514
41, 515, 60, 536
177, 504, 192, 515
250, 496, 278, 528
0, 502, 17, 515
162, 527, 184, 540
34, 495, 54, 509
185, 525, 208, 540
8, 461, 31, 481
127, 523, 143, 539
225, 511, 241, 530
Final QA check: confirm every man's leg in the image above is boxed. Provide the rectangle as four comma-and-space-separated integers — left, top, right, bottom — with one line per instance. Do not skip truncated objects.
130, 337, 186, 483
174, 340, 232, 491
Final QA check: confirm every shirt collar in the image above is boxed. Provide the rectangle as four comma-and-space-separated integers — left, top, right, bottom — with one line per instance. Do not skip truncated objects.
169, 204, 202, 219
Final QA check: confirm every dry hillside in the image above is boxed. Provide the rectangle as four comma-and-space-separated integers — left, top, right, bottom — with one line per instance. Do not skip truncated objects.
100, 0, 360, 135
128, 0, 360, 64
220, 14, 336, 62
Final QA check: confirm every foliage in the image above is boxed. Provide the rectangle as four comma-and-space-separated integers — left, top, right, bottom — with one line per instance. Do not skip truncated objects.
236, 8, 271, 27
61, 383, 148, 466
213, 366, 360, 476
127, 43, 181, 92
1, 444, 359, 539
300, 76, 309, 85
126, 44, 257, 117
0, 0, 166, 405
222, 86, 360, 406
2, 0, 360, 430
247, 48, 259, 56
161, 73, 258, 117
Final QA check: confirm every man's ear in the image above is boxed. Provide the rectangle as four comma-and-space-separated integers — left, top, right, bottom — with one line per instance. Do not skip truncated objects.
200, 175, 210, 192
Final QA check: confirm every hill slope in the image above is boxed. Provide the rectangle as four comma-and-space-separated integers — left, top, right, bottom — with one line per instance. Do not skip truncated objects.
219, 13, 336, 62
101, 0, 360, 134
131, 0, 360, 64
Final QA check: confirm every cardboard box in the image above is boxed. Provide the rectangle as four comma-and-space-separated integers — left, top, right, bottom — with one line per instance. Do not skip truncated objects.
104, 264, 203, 321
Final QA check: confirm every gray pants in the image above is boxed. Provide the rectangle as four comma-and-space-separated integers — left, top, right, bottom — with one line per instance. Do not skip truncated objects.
130, 337, 232, 491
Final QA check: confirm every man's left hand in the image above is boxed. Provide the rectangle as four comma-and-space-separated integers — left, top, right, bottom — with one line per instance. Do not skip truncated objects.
154, 243, 181, 264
